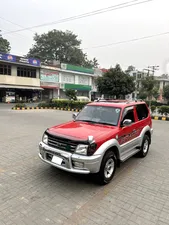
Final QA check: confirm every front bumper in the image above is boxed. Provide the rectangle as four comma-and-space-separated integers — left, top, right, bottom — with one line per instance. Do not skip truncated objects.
39, 142, 102, 174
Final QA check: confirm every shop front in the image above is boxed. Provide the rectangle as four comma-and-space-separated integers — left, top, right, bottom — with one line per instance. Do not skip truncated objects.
0, 52, 42, 102
63, 83, 92, 99
40, 67, 60, 100
0, 85, 43, 103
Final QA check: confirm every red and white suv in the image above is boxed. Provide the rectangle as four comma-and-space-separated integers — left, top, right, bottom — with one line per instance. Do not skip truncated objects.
39, 100, 153, 184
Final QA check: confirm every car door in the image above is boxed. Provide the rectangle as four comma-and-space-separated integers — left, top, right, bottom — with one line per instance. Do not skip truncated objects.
134, 103, 150, 144
118, 106, 139, 160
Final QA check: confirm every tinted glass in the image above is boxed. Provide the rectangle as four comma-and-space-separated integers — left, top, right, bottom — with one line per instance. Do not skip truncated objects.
136, 104, 149, 120
123, 109, 135, 122
76, 105, 121, 126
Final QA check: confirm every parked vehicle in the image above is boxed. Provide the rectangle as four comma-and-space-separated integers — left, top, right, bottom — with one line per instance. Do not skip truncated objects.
39, 99, 153, 184
76, 96, 90, 102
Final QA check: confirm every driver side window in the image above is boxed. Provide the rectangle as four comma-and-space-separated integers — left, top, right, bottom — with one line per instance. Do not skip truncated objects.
123, 109, 135, 123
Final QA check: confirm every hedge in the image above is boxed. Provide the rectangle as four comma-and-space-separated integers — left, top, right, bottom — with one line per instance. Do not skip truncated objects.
38, 100, 90, 110
14, 103, 27, 108
158, 105, 169, 116
145, 100, 167, 107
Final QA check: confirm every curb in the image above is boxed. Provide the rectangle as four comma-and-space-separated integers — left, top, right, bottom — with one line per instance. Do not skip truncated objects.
151, 116, 169, 121
11, 107, 81, 112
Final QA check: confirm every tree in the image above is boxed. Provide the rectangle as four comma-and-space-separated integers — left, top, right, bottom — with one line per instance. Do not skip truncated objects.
125, 65, 136, 74
27, 29, 98, 67
163, 84, 169, 103
138, 75, 157, 104
65, 89, 77, 101
0, 31, 11, 53
84, 57, 99, 68
96, 64, 135, 99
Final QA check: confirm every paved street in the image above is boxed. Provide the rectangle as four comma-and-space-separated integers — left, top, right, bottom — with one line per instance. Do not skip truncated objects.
0, 105, 169, 225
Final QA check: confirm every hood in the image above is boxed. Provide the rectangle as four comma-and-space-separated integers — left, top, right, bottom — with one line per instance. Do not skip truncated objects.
48, 121, 119, 143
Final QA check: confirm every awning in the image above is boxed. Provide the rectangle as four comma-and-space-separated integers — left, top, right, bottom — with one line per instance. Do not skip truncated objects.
0, 84, 43, 90
41, 85, 58, 89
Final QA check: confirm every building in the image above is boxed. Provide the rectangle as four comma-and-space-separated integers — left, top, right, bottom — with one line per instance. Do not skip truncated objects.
155, 74, 169, 102
0, 52, 42, 102
128, 69, 169, 102
40, 65, 60, 100
0, 51, 102, 102
40, 63, 102, 100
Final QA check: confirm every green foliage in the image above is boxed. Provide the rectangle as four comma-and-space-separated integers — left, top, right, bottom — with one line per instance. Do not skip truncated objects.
65, 89, 77, 101
125, 65, 135, 74
139, 75, 157, 100
96, 64, 135, 98
163, 84, 169, 102
38, 100, 89, 109
158, 105, 169, 116
27, 29, 98, 67
145, 100, 165, 107
84, 57, 99, 68
152, 87, 159, 100
151, 105, 156, 113
138, 91, 148, 100
0, 31, 11, 53
14, 103, 27, 108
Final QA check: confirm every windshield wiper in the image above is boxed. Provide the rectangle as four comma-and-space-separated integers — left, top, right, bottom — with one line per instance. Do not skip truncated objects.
76, 119, 96, 123
96, 122, 115, 126
76, 120, 114, 126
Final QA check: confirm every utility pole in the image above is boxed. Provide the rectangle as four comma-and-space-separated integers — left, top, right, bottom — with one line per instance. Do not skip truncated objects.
148, 65, 159, 76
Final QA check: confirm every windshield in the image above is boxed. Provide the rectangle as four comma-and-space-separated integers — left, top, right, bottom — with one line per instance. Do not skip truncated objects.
76, 105, 121, 126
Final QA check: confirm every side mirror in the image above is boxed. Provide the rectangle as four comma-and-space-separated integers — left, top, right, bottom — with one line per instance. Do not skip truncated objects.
122, 119, 132, 127
72, 112, 78, 120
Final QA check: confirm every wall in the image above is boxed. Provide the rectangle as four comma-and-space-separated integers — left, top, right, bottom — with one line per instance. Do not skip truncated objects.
0, 75, 40, 87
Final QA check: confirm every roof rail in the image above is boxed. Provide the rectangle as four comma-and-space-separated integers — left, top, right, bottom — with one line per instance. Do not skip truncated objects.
94, 98, 144, 103
94, 98, 128, 103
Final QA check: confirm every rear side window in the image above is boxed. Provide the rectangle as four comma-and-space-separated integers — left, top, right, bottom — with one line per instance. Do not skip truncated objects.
136, 104, 149, 120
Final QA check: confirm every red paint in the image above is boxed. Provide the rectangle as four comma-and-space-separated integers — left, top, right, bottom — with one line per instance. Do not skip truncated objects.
48, 101, 152, 150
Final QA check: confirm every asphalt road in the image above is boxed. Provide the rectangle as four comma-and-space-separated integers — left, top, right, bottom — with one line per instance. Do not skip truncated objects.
0, 105, 169, 225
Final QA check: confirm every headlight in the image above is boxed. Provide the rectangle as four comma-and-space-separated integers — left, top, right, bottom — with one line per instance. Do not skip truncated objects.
75, 143, 97, 156
75, 144, 88, 155
42, 133, 48, 144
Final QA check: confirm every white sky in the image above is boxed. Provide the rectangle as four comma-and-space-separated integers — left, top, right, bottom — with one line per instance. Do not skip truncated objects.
1, 0, 169, 75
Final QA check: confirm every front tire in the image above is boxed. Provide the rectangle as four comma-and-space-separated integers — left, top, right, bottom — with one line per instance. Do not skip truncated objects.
97, 151, 117, 185
138, 135, 150, 158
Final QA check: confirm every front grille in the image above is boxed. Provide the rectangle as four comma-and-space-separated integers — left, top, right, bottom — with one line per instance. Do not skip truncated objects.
47, 133, 78, 152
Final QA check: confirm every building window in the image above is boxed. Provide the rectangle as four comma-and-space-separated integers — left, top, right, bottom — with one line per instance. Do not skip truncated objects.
62, 74, 74, 83
17, 66, 36, 78
78, 75, 89, 85
0, 63, 11, 75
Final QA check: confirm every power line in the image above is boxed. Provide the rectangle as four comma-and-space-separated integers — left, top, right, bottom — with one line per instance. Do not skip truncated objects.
0, 27, 31, 39
1, 0, 153, 35
0, 16, 34, 33
83, 30, 169, 50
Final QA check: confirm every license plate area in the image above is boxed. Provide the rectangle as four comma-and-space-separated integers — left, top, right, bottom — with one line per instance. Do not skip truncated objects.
52, 155, 63, 165
45, 150, 70, 168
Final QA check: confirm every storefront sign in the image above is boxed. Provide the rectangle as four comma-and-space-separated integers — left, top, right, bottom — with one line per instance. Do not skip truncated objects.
0, 52, 41, 66
40, 69, 59, 83
64, 83, 91, 91
61, 63, 94, 74
0, 53, 16, 62
40, 82, 59, 89
16, 56, 41, 66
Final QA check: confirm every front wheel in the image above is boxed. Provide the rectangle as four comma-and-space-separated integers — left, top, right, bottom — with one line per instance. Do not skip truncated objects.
138, 135, 150, 158
97, 151, 117, 185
